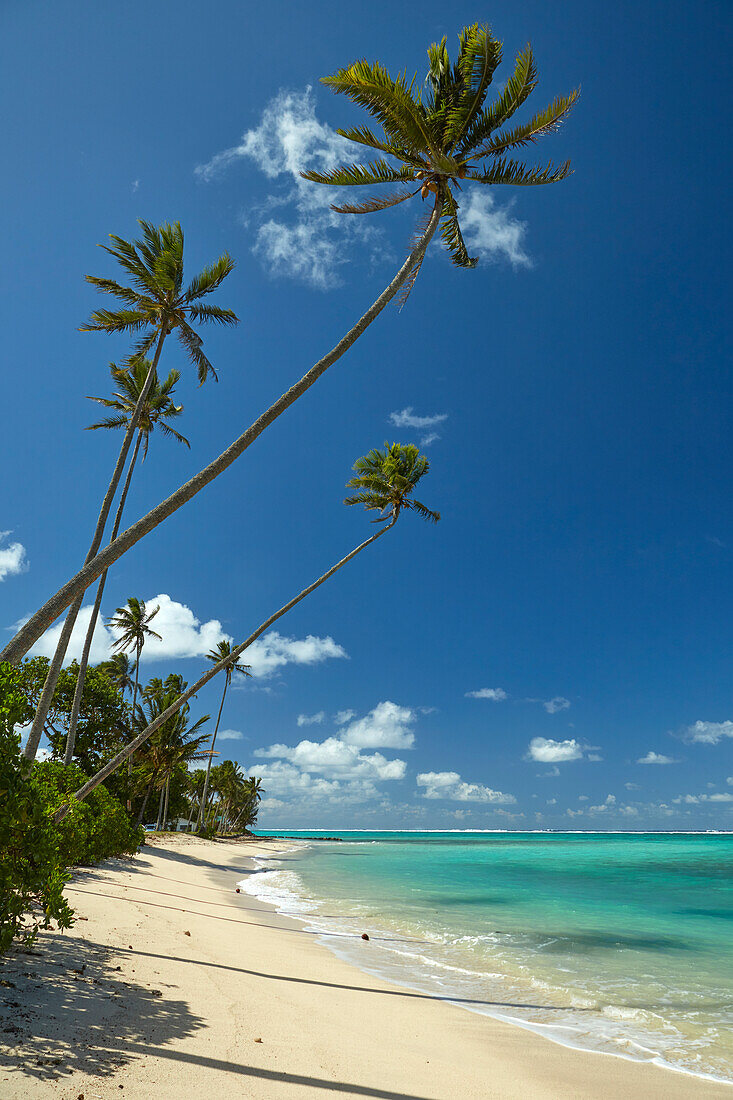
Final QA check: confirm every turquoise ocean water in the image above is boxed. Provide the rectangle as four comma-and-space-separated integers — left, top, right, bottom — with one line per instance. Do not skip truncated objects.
245, 832, 733, 1083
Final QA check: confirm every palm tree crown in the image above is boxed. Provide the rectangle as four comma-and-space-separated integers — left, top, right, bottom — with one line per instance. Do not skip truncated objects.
345, 443, 440, 524
108, 597, 162, 655
86, 360, 190, 456
81, 220, 238, 384
301, 23, 578, 270
206, 639, 251, 686
99, 651, 136, 696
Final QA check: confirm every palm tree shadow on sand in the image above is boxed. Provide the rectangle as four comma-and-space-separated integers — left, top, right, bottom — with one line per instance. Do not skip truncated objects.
0, 930, 205, 1083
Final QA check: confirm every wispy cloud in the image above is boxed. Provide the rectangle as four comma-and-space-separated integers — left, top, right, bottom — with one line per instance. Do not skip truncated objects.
683, 720, 733, 745
216, 729, 245, 741
388, 407, 448, 446
465, 687, 507, 701
195, 87, 384, 289
459, 193, 531, 268
0, 532, 28, 582
543, 696, 570, 714
297, 711, 326, 727
416, 770, 515, 804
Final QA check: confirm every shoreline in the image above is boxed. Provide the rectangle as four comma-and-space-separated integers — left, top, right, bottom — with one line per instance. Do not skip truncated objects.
0, 835, 730, 1099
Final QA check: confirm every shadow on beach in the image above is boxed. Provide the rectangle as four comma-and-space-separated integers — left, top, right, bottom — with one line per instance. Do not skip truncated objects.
0, 930, 204, 1084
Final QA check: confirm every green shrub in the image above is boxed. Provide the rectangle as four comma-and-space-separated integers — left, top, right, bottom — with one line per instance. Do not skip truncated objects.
0, 664, 74, 953
33, 761, 144, 865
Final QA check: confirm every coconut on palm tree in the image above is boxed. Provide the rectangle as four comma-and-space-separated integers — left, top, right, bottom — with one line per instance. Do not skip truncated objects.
56, 444, 439, 815
20, 221, 238, 760
196, 641, 251, 832
62, 363, 190, 764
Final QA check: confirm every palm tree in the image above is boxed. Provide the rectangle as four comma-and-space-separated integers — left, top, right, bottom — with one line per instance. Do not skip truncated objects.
8, 25, 576, 674
99, 652, 136, 697
133, 683, 209, 827
21, 221, 237, 760
107, 597, 161, 804
63, 362, 190, 764
302, 24, 578, 285
195, 640, 251, 832
57, 444, 439, 815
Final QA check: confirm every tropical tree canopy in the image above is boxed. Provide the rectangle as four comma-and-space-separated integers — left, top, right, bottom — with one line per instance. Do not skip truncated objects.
86, 360, 190, 455
108, 597, 162, 655
345, 442, 440, 524
80, 220, 238, 384
301, 23, 578, 270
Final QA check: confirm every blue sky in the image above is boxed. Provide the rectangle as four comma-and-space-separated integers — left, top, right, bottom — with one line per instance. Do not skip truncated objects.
2, 0, 732, 829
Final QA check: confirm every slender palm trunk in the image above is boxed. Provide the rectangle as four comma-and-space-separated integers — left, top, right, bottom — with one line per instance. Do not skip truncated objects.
56, 515, 398, 818
186, 798, 196, 831
63, 430, 143, 765
6, 203, 442, 669
195, 678, 228, 831
136, 773, 156, 825
21, 329, 168, 758
125, 642, 142, 810
155, 784, 165, 831
162, 775, 170, 831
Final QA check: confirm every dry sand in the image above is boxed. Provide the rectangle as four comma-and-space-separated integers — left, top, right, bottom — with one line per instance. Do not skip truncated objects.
1, 835, 730, 1099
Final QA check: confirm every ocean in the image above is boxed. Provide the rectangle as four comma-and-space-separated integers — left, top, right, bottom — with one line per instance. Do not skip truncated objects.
244, 831, 733, 1084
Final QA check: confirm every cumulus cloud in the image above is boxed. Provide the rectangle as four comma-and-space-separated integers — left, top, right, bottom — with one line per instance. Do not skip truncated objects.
465, 687, 507, 701
416, 771, 515, 804
459, 192, 531, 267
683, 720, 733, 745
543, 696, 571, 714
637, 751, 677, 765
527, 737, 584, 764
339, 701, 416, 749
673, 792, 733, 805
388, 407, 448, 446
297, 711, 326, 727
195, 88, 383, 289
255, 736, 406, 782
0, 532, 29, 582
334, 709, 356, 725
28, 595, 345, 680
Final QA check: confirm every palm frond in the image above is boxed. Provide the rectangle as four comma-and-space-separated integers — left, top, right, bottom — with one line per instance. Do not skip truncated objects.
158, 421, 190, 447
184, 254, 236, 302
477, 89, 580, 157
177, 322, 216, 385
467, 156, 572, 186
458, 46, 538, 155
85, 413, 129, 432
187, 303, 239, 325
335, 124, 416, 161
408, 498, 441, 523
322, 60, 437, 156
445, 24, 503, 148
439, 192, 478, 268
300, 158, 416, 187
80, 308, 151, 334
331, 189, 417, 214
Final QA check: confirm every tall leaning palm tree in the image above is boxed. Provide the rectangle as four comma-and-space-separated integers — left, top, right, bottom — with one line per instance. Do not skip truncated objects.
21, 221, 237, 760
107, 597, 161, 802
4, 25, 577, 674
196, 640, 251, 832
57, 443, 439, 816
63, 362, 190, 764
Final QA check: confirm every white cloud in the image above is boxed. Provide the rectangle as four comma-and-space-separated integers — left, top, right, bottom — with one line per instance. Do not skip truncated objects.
416, 771, 515, 804
195, 88, 383, 289
255, 736, 406, 782
297, 711, 326, 727
28, 595, 345, 680
334, 709, 356, 725
340, 701, 416, 749
625, 782, 641, 791
527, 737, 583, 763
459, 192, 531, 268
728, 777, 733, 786
244, 631, 347, 678
637, 751, 677, 765
543, 696, 571, 714
388, 407, 448, 446
0, 532, 29, 582
684, 720, 733, 745
216, 729, 244, 741
465, 687, 507, 701
673, 792, 733, 805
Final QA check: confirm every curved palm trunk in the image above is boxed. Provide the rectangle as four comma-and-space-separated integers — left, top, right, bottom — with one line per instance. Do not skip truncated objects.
136, 772, 157, 825
6, 203, 442, 668
21, 329, 168, 759
155, 783, 165, 831
195, 677, 228, 832
57, 514, 399, 818
63, 430, 144, 765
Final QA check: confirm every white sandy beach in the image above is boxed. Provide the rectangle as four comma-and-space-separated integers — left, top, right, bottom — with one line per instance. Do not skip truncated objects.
0, 835, 730, 1099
